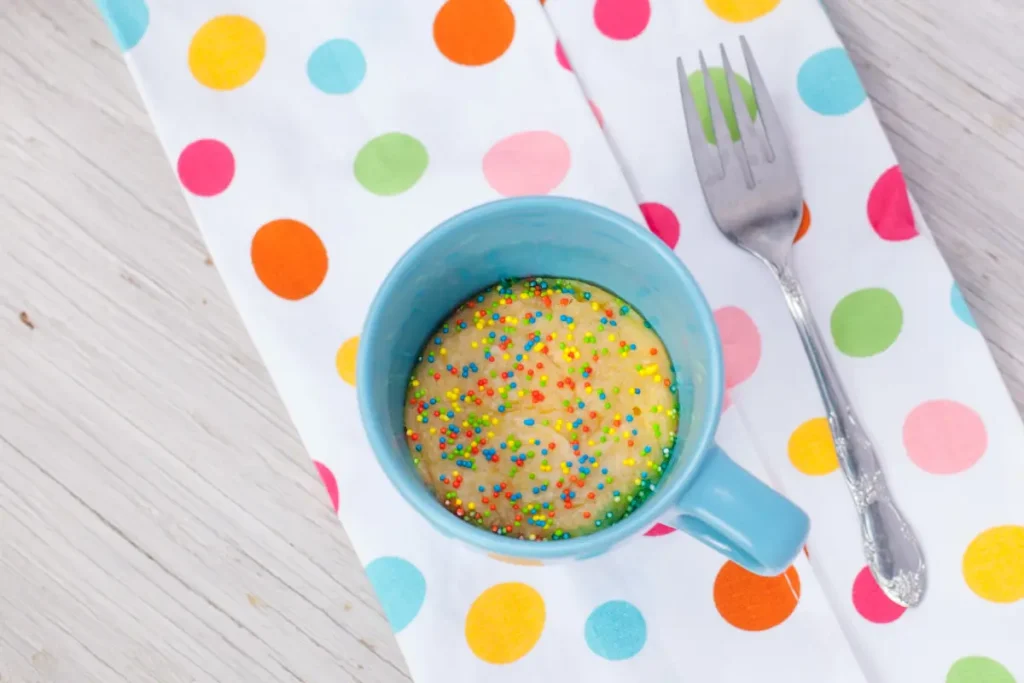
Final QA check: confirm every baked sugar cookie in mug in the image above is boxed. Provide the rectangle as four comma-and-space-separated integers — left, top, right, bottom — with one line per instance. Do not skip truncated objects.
404, 277, 679, 541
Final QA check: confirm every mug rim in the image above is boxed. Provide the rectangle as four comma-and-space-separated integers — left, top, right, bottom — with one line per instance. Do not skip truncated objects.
358, 196, 724, 560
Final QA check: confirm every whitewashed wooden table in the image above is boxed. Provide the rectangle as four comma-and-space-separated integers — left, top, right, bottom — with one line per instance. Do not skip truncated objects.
1, 1, 1022, 681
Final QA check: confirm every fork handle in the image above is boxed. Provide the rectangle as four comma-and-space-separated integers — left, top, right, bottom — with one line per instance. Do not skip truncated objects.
775, 264, 926, 607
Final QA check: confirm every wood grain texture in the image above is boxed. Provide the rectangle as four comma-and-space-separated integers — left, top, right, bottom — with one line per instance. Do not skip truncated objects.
1, 0, 1021, 681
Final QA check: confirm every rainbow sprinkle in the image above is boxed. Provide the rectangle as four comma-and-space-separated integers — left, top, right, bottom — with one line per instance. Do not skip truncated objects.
403, 278, 680, 541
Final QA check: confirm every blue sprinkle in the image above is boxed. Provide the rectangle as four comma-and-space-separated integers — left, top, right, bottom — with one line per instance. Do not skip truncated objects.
524, 418, 535, 426
626, 415, 634, 423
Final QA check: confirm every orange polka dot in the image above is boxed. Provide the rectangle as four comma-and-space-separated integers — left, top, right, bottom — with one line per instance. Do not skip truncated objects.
251, 219, 328, 300
714, 562, 801, 631
434, 0, 515, 67
794, 202, 811, 243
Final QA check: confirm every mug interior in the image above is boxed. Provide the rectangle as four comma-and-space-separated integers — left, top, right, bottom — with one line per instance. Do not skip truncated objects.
358, 197, 723, 559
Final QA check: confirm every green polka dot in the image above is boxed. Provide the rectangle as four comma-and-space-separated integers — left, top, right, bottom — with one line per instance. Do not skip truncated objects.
687, 67, 758, 144
947, 656, 1016, 683
830, 288, 903, 357
354, 133, 428, 196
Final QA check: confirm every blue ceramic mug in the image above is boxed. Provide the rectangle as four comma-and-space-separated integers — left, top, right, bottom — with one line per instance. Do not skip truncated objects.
358, 197, 809, 574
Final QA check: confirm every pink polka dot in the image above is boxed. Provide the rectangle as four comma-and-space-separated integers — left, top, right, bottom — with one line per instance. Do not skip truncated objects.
594, 0, 651, 40
483, 131, 571, 197
903, 399, 986, 474
714, 307, 761, 389
177, 139, 235, 197
852, 566, 906, 623
314, 460, 339, 513
867, 165, 917, 241
644, 522, 676, 537
555, 40, 571, 71
639, 202, 680, 249
589, 100, 604, 127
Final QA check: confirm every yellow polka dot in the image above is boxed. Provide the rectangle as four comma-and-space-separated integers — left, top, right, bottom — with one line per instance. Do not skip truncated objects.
336, 336, 359, 386
465, 582, 545, 664
704, 0, 780, 23
963, 525, 1024, 603
487, 553, 543, 567
189, 15, 266, 90
787, 417, 838, 475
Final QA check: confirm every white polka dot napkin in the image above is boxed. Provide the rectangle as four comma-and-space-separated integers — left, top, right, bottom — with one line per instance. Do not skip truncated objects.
96, 0, 1024, 681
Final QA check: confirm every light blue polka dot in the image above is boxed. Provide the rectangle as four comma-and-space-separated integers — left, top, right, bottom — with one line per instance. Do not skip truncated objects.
307, 39, 366, 94
951, 282, 978, 329
365, 556, 426, 632
95, 0, 149, 51
797, 47, 866, 116
584, 600, 647, 660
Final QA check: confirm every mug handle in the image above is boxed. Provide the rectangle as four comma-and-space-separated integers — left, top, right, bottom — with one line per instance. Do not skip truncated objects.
673, 444, 810, 576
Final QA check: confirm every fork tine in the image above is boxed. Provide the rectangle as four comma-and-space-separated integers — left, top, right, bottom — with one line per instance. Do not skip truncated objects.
699, 50, 733, 155
676, 56, 722, 180
719, 44, 756, 188
740, 35, 783, 163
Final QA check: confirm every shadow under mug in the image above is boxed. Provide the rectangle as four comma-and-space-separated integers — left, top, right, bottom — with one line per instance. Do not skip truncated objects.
358, 197, 809, 574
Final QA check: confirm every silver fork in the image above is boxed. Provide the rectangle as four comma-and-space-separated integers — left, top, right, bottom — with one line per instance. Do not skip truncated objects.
676, 37, 926, 607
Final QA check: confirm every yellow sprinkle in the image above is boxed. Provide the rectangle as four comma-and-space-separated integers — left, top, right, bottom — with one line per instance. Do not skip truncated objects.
440, 348, 447, 355
471, 342, 478, 348
518, 390, 525, 397
566, 333, 574, 341
608, 334, 616, 341
406, 429, 413, 436
541, 375, 548, 381
520, 293, 528, 299
614, 414, 622, 421
456, 498, 462, 506
429, 428, 437, 434
476, 322, 484, 329
592, 302, 600, 311
654, 375, 662, 383
647, 460, 654, 467
585, 386, 593, 394
588, 440, 596, 446
634, 478, 641, 486
468, 502, 476, 510
568, 323, 576, 330
551, 332, 558, 339
503, 353, 510, 360
488, 431, 496, 438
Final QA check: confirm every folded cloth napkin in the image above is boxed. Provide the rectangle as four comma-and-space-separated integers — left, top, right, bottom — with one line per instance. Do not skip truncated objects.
96, 0, 1023, 681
